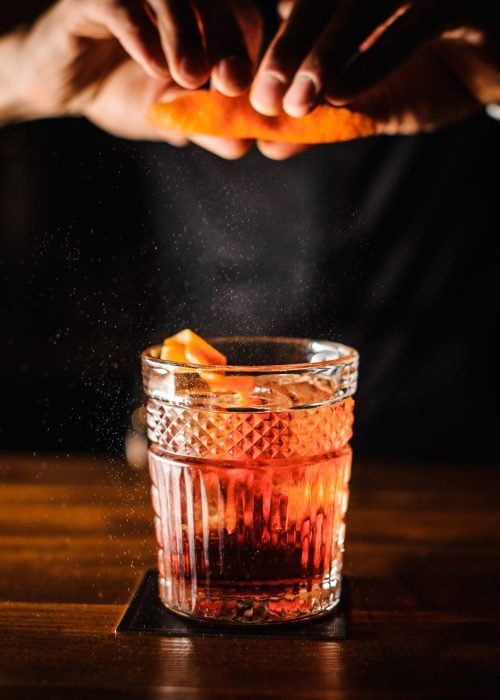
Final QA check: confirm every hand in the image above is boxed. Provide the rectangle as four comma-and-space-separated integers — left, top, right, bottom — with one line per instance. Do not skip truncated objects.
250, 0, 500, 158
9, 0, 263, 158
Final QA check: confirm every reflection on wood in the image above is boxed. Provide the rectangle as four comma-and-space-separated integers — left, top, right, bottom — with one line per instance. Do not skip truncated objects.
1, 453, 499, 698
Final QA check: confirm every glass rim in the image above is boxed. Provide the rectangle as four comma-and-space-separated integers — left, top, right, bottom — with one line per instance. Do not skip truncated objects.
142, 335, 358, 374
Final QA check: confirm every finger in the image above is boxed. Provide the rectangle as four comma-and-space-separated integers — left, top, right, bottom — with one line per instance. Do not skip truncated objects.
75, 0, 170, 80
147, 0, 209, 89
195, 0, 253, 97
345, 42, 481, 135
256, 140, 311, 160
189, 134, 253, 159
151, 129, 190, 146
232, 0, 264, 66
283, 0, 403, 117
325, 1, 454, 104
250, 0, 338, 116
82, 61, 190, 143
277, 1, 294, 22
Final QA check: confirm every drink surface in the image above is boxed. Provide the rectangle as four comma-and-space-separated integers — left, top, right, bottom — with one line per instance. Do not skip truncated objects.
147, 383, 354, 623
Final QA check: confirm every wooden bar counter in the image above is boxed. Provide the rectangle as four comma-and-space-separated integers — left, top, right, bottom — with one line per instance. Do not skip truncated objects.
1, 453, 499, 699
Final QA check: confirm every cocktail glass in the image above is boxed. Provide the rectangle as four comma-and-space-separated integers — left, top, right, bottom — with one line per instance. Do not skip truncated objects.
142, 337, 358, 624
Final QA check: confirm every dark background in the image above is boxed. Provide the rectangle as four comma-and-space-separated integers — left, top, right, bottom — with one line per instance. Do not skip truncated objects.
0, 109, 498, 461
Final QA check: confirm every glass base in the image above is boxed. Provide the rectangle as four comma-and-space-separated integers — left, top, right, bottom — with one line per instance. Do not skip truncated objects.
149, 445, 350, 625
116, 569, 347, 638
158, 574, 342, 624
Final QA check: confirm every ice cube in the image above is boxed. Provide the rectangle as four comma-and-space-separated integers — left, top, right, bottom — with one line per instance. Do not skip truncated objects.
253, 374, 336, 409
250, 383, 295, 410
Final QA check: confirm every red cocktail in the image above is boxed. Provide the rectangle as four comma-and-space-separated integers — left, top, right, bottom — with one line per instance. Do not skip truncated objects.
143, 336, 358, 623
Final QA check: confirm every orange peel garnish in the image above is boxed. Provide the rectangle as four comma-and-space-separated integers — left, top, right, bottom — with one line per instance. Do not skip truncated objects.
161, 329, 255, 402
166, 329, 226, 366
160, 339, 189, 362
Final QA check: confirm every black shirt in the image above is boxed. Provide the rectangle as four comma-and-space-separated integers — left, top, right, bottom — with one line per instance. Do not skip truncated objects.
0, 105, 498, 459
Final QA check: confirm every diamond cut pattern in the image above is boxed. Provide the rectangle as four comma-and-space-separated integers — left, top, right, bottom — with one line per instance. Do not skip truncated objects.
147, 398, 354, 461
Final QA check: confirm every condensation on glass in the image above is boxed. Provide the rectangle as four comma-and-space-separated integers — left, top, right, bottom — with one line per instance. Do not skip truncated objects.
142, 337, 358, 624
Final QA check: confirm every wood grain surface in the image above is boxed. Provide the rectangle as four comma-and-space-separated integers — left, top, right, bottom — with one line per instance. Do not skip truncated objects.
1, 453, 499, 699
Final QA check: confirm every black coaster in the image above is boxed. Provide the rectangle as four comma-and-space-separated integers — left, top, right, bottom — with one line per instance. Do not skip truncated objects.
116, 570, 348, 640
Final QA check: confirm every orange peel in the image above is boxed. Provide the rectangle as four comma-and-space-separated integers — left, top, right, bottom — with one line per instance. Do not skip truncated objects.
166, 329, 227, 366
161, 329, 255, 402
148, 91, 376, 144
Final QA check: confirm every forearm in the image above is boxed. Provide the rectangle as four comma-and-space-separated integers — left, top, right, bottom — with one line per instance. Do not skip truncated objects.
0, 2, 55, 126
0, 29, 31, 126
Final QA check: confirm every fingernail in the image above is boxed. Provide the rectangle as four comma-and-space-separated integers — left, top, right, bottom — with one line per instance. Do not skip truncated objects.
217, 56, 253, 93
179, 54, 209, 85
283, 75, 318, 118
250, 73, 287, 116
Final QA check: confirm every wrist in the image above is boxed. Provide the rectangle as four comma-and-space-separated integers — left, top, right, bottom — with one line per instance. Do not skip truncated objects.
0, 28, 35, 125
